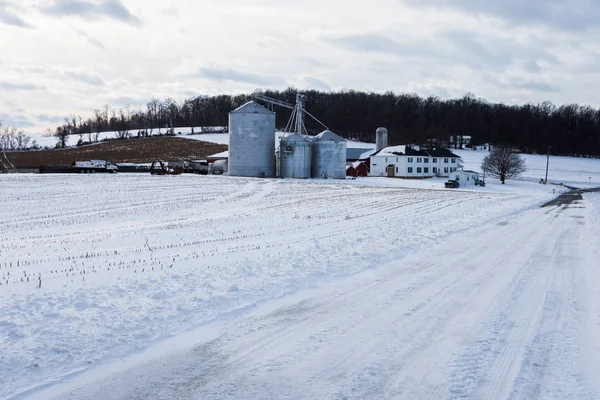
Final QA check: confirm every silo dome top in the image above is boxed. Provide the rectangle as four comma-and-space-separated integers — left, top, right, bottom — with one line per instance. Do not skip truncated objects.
230, 101, 274, 115
315, 130, 344, 142
281, 133, 310, 142
376, 127, 388, 134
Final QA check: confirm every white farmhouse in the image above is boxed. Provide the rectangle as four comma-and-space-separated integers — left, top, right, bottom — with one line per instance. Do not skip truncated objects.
369, 145, 461, 178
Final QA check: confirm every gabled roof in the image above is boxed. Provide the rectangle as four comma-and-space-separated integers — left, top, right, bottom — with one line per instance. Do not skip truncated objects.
352, 160, 366, 168
230, 101, 274, 115
369, 145, 460, 159
372, 145, 429, 157
315, 129, 344, 142
359, 149, 377, 159
424, 148, 460, 158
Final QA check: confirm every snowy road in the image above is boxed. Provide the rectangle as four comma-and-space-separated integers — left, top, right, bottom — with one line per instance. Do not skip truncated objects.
38, 193, 600, 400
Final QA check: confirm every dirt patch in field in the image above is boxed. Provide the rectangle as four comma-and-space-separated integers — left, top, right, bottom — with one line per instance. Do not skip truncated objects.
3, 137, 228, 167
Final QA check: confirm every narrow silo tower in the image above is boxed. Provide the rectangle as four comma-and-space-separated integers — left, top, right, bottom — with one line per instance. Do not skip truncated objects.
376, 127, 388, 152
228, 101, 276, 177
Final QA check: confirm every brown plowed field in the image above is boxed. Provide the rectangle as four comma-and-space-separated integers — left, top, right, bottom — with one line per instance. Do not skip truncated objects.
3, 137, 228, 167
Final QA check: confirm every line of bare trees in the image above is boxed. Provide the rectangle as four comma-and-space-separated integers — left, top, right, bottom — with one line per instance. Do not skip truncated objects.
48, 88, 600, 157
0, 121, 38, 151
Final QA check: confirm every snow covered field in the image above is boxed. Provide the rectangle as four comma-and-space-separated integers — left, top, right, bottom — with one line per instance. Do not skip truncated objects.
0, 172, 580, 399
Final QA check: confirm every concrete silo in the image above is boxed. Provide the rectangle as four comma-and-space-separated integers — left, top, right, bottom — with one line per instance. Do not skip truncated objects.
277, 133, 312, 178
228, 101, 276, 177
311, 130, 347, 179
376, 127, 388, 152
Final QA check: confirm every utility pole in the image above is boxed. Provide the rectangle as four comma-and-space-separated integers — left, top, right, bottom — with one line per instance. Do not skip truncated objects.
545, 146, 551, 184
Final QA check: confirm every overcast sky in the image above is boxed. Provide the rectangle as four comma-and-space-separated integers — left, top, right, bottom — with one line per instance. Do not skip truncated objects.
1, 0, 600, 134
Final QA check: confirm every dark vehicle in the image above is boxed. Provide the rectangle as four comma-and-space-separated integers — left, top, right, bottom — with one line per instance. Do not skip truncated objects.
475, 179, 486, 187
445, 180, 459, 188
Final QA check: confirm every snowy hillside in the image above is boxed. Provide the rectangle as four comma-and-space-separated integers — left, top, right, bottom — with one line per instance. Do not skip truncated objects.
455, 149, 600, 187
30, 129, 376, 150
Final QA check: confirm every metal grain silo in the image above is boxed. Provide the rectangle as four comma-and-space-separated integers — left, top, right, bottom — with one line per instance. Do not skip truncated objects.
277, 133, 312, 178
311, 130, 347, 179
376, 127, 388, 152
228, 101, 276, 177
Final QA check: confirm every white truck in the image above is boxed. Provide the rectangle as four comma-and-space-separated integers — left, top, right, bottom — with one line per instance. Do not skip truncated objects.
72, 160, 119, 174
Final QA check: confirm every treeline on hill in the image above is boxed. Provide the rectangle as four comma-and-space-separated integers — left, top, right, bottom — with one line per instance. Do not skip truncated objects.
0, 121, 39, 151
49, 88, 600, 157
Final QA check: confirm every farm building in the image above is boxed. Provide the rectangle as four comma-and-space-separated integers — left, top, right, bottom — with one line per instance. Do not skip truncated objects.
369, 146, 461, 178
346, 161, 369, 178
450, 135, 472, 149
452, 170, 481, 187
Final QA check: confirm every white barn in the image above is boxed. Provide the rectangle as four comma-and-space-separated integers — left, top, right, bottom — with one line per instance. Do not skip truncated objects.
369, 145, 461, 178
452, 170, 481, 188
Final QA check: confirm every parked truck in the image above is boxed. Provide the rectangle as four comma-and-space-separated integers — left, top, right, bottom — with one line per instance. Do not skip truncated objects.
72, 160, 119, 174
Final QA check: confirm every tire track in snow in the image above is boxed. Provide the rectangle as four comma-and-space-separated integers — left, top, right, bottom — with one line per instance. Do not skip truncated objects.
443, 204, 597, 400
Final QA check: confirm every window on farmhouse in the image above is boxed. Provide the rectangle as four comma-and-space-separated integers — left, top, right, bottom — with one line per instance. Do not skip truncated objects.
424, 158, 429, 163
408, 157, 413, 163
424, 167, 429, 173
386, 157, 388, 162
408, 167, 413, 173
433, 167, 437, 173
396, 157, 398, 163
417, 167, 422, 173
396, 167, 398, 173
433, 158, 437, 163
444, 167, 448, 173
444, 158, 449, 163
417, 158, 422, 163
452, 158, 456, 163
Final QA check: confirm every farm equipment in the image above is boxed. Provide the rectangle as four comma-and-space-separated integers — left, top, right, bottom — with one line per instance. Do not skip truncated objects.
150, 160, 183, 175
475, 179, 486, 187
72, 160, 118, 174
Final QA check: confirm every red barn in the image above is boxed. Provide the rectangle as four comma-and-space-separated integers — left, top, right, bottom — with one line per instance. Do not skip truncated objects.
346, 161, 369, 178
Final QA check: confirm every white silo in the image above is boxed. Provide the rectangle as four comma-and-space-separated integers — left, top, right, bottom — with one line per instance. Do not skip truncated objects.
228, 101, 276, 177
376, 127, 388, 152
311, 130, 347, 179
277, 133, 312, 178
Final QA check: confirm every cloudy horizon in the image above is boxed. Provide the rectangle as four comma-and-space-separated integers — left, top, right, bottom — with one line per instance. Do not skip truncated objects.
2, 0, 600, 134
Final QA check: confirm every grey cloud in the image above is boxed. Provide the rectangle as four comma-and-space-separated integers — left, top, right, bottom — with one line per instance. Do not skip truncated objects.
37, 114, 65, 124
442, 29, 557, 69
0, 81, 43, 90
331, 33, 409, 55
0, 1, 31, 27
74, 28, 107, 49
303, 76, 330, 91
0, 114, 36, 127
513, 81, 559, 93
197, 67, 285, 86
329, 31, 557, 72
66, 70, 105, 86
110, 96, 148, 107
401, 0, 600, 31
41, 0, 140, 25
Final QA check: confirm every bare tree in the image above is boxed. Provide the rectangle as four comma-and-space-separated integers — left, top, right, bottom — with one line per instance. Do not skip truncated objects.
481, 147, 526, 184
